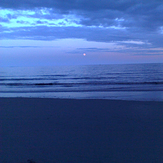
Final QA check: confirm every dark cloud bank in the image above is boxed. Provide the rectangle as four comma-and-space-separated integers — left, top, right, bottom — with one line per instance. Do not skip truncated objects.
0, 0, 163, 51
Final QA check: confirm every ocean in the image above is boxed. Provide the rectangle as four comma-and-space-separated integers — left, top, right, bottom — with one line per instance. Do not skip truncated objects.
0, 63, 163, 101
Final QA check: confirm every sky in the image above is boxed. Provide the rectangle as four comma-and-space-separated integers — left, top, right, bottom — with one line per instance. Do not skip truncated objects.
0, 0, 163, 66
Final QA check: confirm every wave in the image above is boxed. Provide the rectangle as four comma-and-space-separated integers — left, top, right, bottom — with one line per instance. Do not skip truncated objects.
0, 76, 116, 81
1, 81, 163, 87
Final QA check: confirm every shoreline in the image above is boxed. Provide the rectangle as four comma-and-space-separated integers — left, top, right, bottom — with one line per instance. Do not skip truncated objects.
1, 89, 163, 101
1, 98, 163, 163
1, 96, 163, 101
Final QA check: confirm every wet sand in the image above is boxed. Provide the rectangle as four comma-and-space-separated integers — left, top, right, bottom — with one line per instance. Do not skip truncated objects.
0, 98, 163, 163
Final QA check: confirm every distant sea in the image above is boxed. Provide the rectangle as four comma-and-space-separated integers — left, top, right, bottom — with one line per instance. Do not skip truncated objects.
0, 63, 163, 101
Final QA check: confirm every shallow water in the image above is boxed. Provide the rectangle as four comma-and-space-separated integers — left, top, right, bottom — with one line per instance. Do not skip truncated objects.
0, 63, 163, 100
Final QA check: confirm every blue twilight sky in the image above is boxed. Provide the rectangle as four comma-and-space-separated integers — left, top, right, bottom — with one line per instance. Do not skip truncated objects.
0, 0, 163, 66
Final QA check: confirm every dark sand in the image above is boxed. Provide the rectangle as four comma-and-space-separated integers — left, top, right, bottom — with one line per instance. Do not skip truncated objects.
0, 98, 163, 163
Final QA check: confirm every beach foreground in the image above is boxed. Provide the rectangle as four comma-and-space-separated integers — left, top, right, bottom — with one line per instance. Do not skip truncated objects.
0, 98, 163, 163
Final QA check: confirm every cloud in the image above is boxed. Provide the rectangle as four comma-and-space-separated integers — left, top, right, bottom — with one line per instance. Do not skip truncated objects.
0, 45, 49, 48
1, 0, 163, 55
1, 0, 162, 29
0, 26, 134, 42
68, 47, 115, 54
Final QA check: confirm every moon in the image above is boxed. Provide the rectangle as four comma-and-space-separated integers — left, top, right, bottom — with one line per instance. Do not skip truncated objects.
83, 53, 86, 56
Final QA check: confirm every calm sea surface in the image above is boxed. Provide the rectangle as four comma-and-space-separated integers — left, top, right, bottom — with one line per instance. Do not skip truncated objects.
0, 63, 163, 101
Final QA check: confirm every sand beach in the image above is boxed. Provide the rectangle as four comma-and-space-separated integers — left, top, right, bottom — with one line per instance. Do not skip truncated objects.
0, 98, 163, 163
